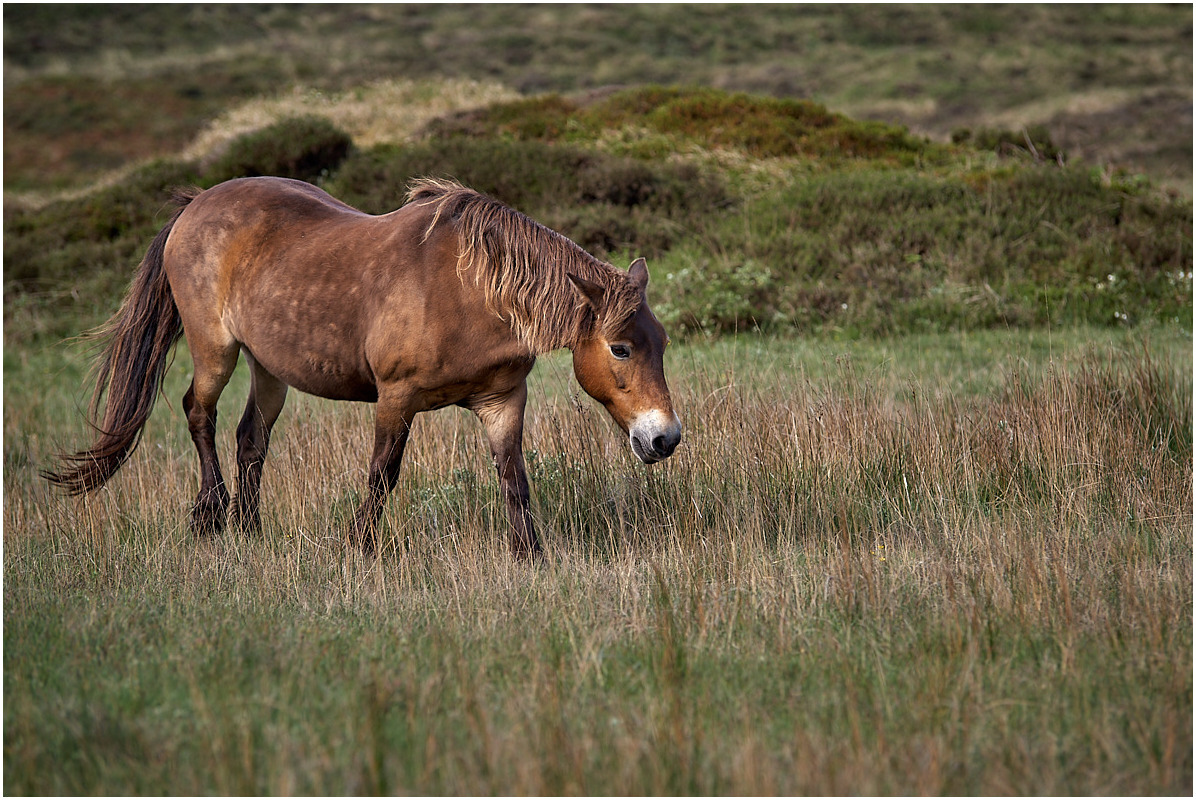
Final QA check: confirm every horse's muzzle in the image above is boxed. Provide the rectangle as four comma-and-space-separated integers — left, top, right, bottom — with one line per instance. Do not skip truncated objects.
629, 410, 682, 464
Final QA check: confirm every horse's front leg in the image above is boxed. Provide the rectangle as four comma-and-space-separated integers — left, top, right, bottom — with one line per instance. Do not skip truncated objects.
350, 392, 416, 555
471, 381, 541, 560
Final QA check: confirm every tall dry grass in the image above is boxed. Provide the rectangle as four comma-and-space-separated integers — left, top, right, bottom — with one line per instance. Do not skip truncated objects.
4, 335, 1191, 794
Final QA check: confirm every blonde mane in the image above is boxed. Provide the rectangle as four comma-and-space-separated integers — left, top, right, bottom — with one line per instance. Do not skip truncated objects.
406, 178, 642, 354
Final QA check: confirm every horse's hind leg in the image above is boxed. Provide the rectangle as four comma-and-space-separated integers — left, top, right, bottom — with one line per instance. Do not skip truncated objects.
183, 342, 239, 535
233, 353, 288, 532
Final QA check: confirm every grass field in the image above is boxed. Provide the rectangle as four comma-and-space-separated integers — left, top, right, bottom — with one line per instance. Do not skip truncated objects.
4, 325, 1191, 794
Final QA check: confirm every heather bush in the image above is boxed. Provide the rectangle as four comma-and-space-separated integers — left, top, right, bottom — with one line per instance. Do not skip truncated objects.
204, 116, 353, 184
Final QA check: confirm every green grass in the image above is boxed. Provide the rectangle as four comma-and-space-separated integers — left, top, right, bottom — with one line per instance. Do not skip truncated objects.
4, 327, 1191, 794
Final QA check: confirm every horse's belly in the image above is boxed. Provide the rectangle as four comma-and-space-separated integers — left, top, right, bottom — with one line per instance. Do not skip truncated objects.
243, 337, 378, 402
275, 360, 379, 402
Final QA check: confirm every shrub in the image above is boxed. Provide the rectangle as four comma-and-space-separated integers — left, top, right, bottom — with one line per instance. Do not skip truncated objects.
651, 165, 1191, 336
3, 159, 203, 341
428, 85, 936, 163
204, 116, 353, 184
327, 138, 585, 214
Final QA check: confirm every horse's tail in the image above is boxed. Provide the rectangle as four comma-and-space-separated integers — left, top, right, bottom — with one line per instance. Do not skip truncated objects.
43, 188, 201, 495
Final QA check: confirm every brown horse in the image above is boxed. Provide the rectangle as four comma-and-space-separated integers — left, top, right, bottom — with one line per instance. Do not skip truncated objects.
44, 176, 681, 557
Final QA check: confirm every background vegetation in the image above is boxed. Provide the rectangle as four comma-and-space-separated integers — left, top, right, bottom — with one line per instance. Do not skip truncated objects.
4, 4, 1192, 795
5, 84, 1191, 340
5, 4, 1192, 192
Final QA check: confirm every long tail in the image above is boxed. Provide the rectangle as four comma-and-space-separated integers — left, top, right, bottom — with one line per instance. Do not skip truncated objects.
43, 188, 200, 495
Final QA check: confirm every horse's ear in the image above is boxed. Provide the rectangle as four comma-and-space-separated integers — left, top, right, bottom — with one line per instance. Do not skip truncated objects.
628, 257, 649, 291
568, 273, 605, 311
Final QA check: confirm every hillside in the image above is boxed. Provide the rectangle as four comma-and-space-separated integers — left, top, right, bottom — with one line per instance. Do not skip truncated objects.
3, 6, 1191, 342
4, 4, 1192, 193
4, 85, 1191, 344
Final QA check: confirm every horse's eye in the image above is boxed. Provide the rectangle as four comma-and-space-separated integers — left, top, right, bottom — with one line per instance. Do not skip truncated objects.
609, 344, 631, 360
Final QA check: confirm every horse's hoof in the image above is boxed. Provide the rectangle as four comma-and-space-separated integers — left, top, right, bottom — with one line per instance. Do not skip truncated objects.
233, 499, 262, 534
190, 504, 227, 536
348, 525, 378, 556
510, 533, 543, 562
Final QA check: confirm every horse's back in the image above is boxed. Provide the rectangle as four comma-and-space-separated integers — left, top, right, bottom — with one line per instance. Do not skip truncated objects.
164, 176, 442, 301
197, 175, 364, 211
161, 177, 500, 403
173, 177, 373, 245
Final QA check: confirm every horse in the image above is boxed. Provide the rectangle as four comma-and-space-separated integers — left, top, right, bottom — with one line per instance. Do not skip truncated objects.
43, 176, 682, 557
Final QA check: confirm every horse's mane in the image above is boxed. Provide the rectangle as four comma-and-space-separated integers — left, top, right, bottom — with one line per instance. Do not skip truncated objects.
406, 178, 642, 354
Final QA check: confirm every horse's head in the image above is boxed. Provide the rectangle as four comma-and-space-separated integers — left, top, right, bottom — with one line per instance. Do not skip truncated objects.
568, 258, 682, 464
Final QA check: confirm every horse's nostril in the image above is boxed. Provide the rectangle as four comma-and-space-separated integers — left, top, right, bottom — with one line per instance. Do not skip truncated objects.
652, 433, 678, 458
630, 414, 681, 463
